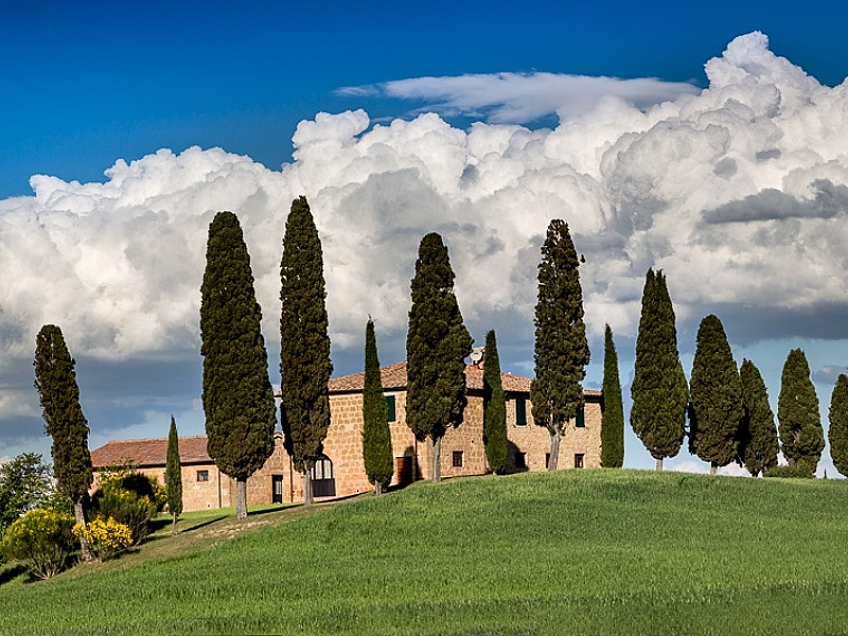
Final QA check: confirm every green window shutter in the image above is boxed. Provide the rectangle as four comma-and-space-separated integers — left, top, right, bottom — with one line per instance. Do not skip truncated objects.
576, 405, 585, 428
385, 394, 396, 422
516, 398, 527, 425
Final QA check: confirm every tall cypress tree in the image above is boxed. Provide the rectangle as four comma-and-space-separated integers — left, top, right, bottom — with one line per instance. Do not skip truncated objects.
280, 196, 333, 504
738, 359, 779, 476
601, 324, 624, 468
777, 348, 824, 474
165, 415, 183, 534
483, 330, 508, 474
631, 269, 687, 470
530, 220, 590, 470
361, 318, 393, 495
33, 324, 94, 561
688, 315, 744, 474
406, 232, 473, 483
828, 374, 848, 477
200, 211, 277, 519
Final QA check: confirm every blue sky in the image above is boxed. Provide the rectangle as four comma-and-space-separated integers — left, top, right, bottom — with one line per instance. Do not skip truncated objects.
2, 0, 848, 476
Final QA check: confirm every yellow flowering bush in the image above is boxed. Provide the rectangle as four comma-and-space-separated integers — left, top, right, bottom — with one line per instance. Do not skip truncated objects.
0, 508, 75, 579
73, 517, 133, 561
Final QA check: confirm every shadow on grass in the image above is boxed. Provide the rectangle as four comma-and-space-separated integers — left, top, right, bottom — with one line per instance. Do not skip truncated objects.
0, 563, 31, 587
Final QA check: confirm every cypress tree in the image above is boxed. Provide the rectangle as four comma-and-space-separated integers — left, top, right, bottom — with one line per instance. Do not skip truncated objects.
280, 196, 333, 504
165, 415, 183, 534
600, 324, 624, 468
738, 359, 779, 476
828, 374, 848, 477
482, 330, 508, 474
530, 220, 590, 470
688, 315, 744, 474
406, 232, 473, 483
777, 348, 824, 474
33, 324, 94, 562
200, 211, 277, 519
361, 318, 393, 495
631, 269, 687, 470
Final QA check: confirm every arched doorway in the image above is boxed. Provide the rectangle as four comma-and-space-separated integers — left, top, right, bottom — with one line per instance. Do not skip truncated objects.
310, 454, 336, 498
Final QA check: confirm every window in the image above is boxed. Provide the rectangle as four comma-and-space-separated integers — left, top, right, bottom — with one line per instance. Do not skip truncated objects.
575, 405, 585, 428
515, 452, 527, 470
452, 451, 463, 468
515, 398, 527, 426
574, 454, 585, 469
545, 453, 550, 469
196, 470, 209, 482
385, 395, 396, 422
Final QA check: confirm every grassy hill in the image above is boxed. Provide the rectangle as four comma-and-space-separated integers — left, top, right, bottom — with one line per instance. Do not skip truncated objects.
1, 469, 848, 635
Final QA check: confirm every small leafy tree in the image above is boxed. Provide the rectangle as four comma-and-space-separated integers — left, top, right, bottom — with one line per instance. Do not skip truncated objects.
280, 196, 333, 504
600, 325, 625, 468
738, 359, 779, 476
687, 315, 744, 474
483, 330, 508, 474
90, 472, 166, 544
0, 453, 56, 535
406, 232, 473, 483
631, 270, 687, 470
0, 508, 75, 579
33, 324, 94, 561
165, 416, 183, 534
200, 211, 277, 519
361, 319, 393, 495
530, 220, 590, 470
828, 373, 848, 477
777, 349, 824, 474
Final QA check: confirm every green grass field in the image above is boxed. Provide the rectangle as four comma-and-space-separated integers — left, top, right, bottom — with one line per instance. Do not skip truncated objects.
1, 469, 847, 635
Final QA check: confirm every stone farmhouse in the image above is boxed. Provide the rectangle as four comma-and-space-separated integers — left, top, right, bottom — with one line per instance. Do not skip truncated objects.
91, 361, 602, 511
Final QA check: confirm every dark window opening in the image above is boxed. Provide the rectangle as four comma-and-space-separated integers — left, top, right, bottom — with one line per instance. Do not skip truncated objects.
545, 453, 550, 469
575, 405, 585, 428
196, 470, 209, 482
452, 451, 463, 467
272, 475, 284, 503
574, 454, 585, 469
516, 398, 527, 426
386, 395, 396, 422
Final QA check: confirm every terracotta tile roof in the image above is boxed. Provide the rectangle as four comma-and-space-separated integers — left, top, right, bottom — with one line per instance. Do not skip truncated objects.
327, 360, 600, 397
91, 435, 212, 469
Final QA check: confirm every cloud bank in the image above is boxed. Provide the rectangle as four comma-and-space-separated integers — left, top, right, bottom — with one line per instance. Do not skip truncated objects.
2, 32, 848, 457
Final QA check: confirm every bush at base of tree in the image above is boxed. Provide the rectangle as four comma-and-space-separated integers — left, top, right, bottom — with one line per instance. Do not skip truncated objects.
73, 518, 133, 561
0, 508, 76, 579
90, 473, 166, 544
763, 464, 816, 478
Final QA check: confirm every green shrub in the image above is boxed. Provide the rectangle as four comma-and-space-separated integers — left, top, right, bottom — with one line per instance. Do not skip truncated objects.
0, 508, 75, 579
764, 464, 815, 478
91, 473, 167, 543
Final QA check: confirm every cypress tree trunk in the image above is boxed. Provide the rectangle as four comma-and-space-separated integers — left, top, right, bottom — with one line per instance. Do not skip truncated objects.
656, 458, 664, 471
73, 499, 93, 562
236, 479, 247, 519
375, 481, 383, 496
302, 471, 314, 505
548, 426, 561, 470
432, 437, 442, 483
710, 462, 718, 475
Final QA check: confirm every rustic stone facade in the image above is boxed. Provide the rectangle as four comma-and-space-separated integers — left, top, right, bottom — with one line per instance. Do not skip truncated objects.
91, 362, 603, 510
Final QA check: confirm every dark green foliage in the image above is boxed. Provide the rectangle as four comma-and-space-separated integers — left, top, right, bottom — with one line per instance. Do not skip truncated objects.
630, 270, 688, 468
200, 211, 277, 503
165, 416, 183, 532
361, 319, 393, 494
90, 472, 166, 543
600, 325, 624, 468
280, 196, 333, 498
483, 330, 508, 474
738, 359, 779, 476
828, 374, 848, 477
0, 453, 57, 535
763, 464, 816, 479
530, 220, 590, 470
777, 349, 824, 473
687, 315, 744, 472
406, 233, 473, 482
33, 325, 93, 502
